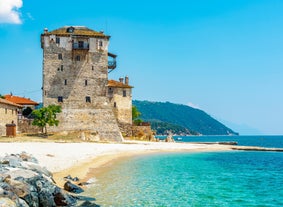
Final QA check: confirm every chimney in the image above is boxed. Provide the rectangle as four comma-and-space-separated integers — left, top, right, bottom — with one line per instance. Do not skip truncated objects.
119, 77, 124, 83
44, 28, 48, 34
125, 76, 129, 85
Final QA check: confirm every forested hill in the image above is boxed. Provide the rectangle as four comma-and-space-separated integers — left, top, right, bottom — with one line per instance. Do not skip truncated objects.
133, 100, 238, 136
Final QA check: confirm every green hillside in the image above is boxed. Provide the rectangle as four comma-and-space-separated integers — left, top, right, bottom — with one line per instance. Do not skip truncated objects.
133, 100, 238, 136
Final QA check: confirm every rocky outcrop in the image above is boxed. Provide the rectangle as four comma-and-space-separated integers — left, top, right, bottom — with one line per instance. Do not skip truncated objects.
0, 152, 99, 206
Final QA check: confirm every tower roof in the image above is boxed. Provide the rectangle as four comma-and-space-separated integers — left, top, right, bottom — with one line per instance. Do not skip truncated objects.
42, 26, 109, 38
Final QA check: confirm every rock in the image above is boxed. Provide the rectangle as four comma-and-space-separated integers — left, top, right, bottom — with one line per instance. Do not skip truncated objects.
5, 178, 30, 198
64, 175, 80, 182
18, 198, 29, 207
21, 161, 52, 177
53, 186, 77, 206
73, 176, 79, 182
78, 182, 90, 186
64, 175, 73, 180
64, 181, 84, 193
8, 168, 39, 180
0, 197, 17, 207
79, 200, 101, 206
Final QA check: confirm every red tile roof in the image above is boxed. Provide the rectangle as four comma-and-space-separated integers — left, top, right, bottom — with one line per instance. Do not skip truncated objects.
4, 95, 39, 106
0, 98, 22, 108
108, 80, 133, 88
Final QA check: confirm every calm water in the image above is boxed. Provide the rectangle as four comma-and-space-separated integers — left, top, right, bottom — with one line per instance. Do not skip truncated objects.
84, 136, 283, 207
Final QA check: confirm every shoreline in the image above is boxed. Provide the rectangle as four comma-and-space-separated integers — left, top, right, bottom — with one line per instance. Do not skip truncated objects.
0, 140, 235, 187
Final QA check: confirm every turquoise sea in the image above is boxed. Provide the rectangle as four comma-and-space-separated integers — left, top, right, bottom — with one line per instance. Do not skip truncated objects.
84, 136, 283, 207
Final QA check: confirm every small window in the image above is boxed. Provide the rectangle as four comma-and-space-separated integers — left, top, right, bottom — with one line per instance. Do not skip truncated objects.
123, 90, 126, 97
78, 41, 84, 48
56, 37, 60, 44
85, 80, 88, 86
61, 65, 63, 71
58, 96, 63, 102
58, 53, 62, 60
5, 108, 7, 114
64, 79, 67, 85
99, 40, 103, 47
86, 96, 91, 103
67, 27, 74, 33
76, 55, 80, 61
92, 65, 94, 70
114, 102, 117, 108
12, 109, 13, 115
57, 68, 60, 71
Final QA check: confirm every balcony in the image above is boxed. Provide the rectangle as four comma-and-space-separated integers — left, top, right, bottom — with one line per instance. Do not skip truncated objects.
72, 42, 89, 50
108, 52, 117, 72
108, 60, 116, 69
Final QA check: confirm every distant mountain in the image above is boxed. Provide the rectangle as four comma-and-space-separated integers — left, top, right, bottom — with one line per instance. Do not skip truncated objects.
133, 100, 238, 136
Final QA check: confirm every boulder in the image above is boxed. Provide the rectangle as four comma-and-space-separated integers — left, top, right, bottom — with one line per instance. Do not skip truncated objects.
64, 181, 84, 193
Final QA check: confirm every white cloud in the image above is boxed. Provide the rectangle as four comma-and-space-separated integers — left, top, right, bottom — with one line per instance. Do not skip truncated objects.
187, 102, 201, 109
0, 0, 23, 24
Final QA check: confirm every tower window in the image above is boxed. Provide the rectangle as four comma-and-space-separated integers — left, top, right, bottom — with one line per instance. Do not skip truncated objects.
56, 37, 60, 44
58, 53, 62, 60
76, 55, 80, 61
61, 65, 63, 71
123, 90, 127, 97
85, 80, 88, 86
64, 79, 67, 85
78, 41, 84, 48
114, 102, 117, 108
92, 65, 94, 70
58, 96, 63, 102
99, 40, 103, 47
86, 96, 91, 103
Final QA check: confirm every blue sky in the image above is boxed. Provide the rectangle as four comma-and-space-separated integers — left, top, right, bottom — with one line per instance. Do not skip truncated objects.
0, 0, 282, 135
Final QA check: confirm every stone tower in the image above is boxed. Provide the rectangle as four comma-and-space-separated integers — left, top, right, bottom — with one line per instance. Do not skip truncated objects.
41, 26, 123, 142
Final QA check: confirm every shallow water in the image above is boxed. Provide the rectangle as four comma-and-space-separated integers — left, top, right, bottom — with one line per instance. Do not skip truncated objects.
83, 136, 283, 207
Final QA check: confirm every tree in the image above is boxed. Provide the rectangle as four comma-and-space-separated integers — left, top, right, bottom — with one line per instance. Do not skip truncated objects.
132, 105, 142, 125
32, 104, 62, 135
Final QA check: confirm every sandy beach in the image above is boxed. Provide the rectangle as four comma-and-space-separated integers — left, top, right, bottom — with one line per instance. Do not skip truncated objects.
0, 140, 234, 186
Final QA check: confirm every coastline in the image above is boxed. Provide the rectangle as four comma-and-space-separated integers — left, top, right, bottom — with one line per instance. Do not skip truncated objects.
0, 140, 234, 187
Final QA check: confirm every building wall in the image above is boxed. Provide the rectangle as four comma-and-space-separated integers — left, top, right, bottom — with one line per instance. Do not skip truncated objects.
0, 103, 18, 136
108, 87, 132, 137
42, 30, 123, 142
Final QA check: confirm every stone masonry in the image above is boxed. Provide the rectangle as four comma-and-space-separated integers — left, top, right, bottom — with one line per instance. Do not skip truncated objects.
41, 26, 123, 142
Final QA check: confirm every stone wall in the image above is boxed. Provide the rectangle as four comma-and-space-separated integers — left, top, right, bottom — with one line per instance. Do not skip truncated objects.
17, 119, 41, 134
0, 103, 18, 136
